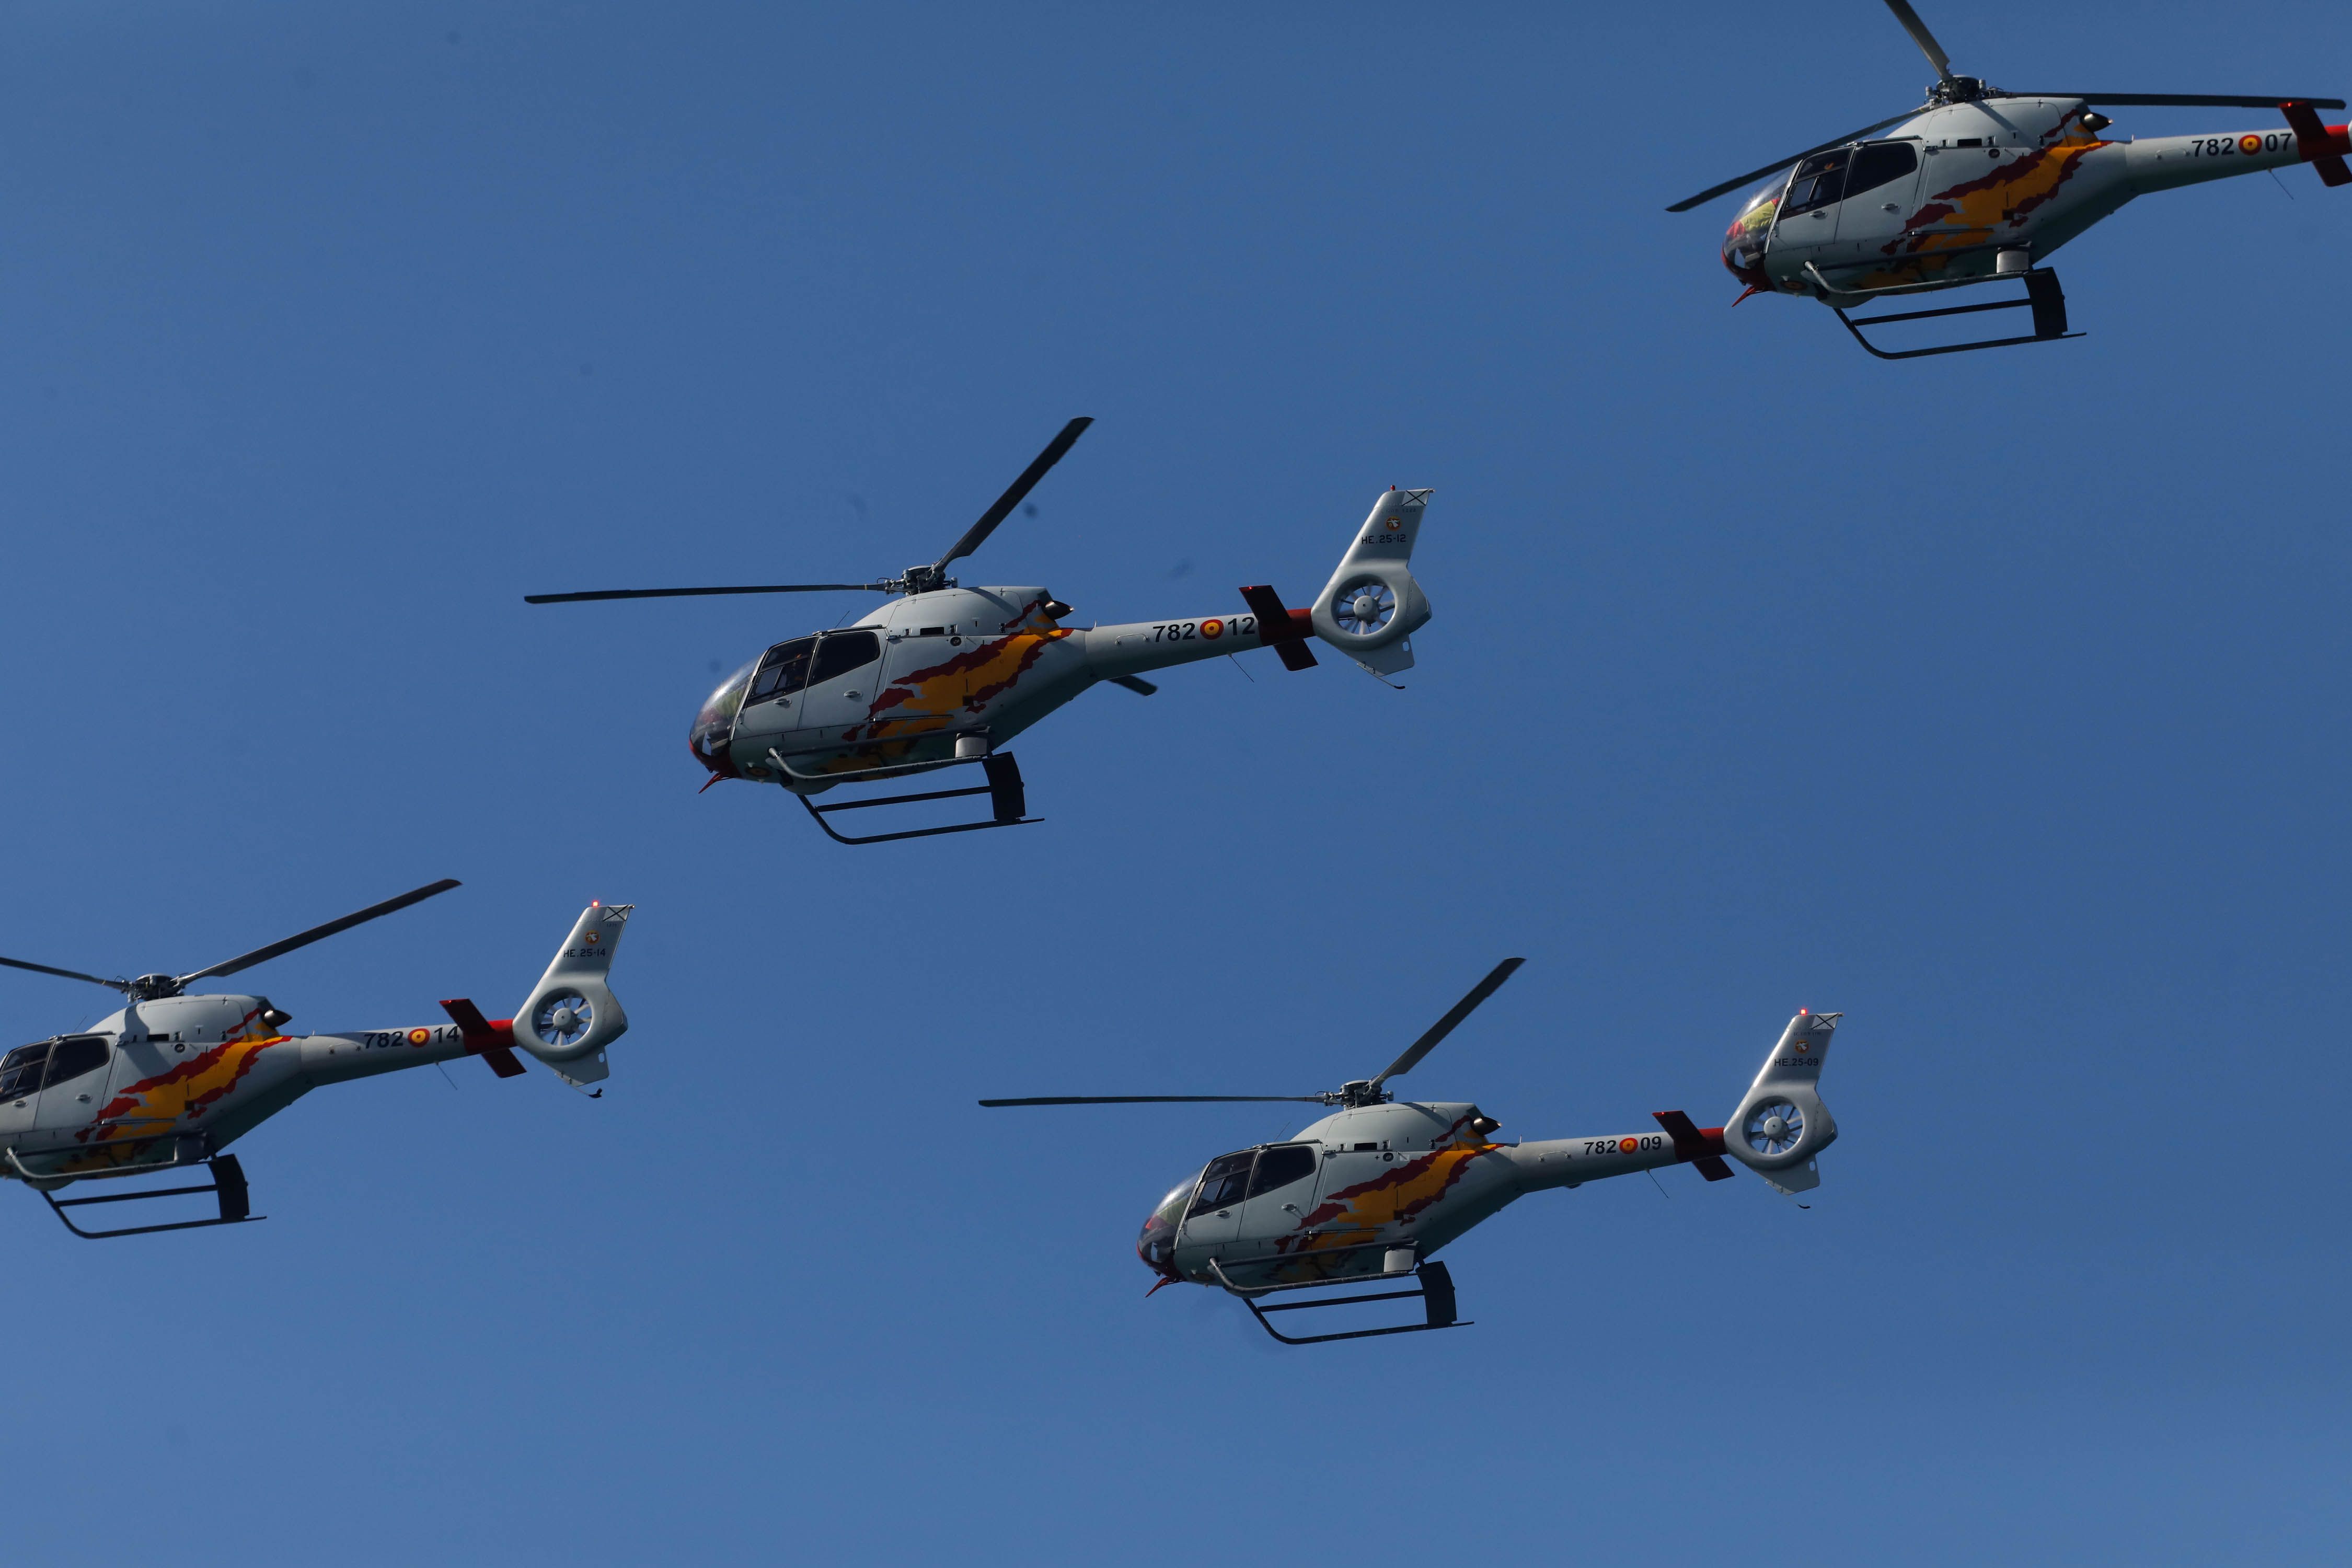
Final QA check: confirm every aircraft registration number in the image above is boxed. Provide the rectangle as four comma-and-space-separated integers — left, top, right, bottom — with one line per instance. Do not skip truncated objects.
2187, 132, 2297, 158
358, 1025, 466, 1051
1146, 614, 1258, 643
1582, 1135, 1667, 1156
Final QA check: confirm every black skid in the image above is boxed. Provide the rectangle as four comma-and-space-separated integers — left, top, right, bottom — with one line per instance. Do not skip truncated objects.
798, 752, 1038, 846
1832, 267, 2081, 360
1210, 1255, 1470, 1346
17, 1151, 262, 1240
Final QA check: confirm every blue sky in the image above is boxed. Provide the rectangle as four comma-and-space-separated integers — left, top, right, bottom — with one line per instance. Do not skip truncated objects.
2, 2, 2348, 1562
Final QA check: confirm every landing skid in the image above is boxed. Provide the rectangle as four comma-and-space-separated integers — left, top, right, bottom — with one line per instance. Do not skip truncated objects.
1209, 1255, 1469, 1346
8, 1148, 261, 1240
795, 751, 1038, 846
1830, 267, 2082, 360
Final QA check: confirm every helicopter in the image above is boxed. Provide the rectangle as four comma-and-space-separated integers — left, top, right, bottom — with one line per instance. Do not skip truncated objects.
525, 419, 1436, 844
0, 880, 630, 1238
1669, 0, 2349, 359
982, 959, 1843, 1344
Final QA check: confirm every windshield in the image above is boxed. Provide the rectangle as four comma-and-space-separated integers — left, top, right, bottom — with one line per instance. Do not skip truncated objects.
689, 660, 754, 777
1136, 1179, 1191, 1279
1721, 185, 1777, 284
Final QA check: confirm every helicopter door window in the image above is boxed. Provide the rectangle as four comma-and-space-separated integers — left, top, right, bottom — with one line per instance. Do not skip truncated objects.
1244, 1144, 1317, 1198
809, 631, 882, 687
1842, 142, 1919, 203
0, 1041, 51, 1101
1187, 1151, 1254, 1216
1780, 149, 1852, 220
747, 638, 817, 704
41, 1036, 110, 1088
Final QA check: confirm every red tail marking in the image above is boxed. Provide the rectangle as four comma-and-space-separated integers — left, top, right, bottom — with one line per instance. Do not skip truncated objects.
1653, 1110, 1735, 1182
1237, 585, 1319, 671
440, 998, 527, 1079
2282, 101, 2352, 187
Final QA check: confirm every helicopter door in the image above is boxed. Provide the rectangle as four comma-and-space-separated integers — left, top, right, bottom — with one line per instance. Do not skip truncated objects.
1831, 141, 1923, 258
730, 637, 818, 760
0, 1040, 51, 1142
1771, 147, 1854, 270
791, 630, 886, 737
31, 1035, 111, 1141
1233, 1143, 1320, 1250
1178, 1150, 1253, 1255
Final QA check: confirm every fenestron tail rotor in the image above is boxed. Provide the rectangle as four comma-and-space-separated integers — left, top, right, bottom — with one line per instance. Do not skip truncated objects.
524, 417, 1094, 605
0, 879, 462, 1002
979, 956, 1525, 1112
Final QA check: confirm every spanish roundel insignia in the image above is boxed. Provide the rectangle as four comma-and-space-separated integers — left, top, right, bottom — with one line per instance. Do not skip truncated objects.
2240, 134, 2262, 154
1618, 1136, 1639, 1153
584, 931, 600, 944
1201, 618, 1223, 639
408, 1028, 430, 1046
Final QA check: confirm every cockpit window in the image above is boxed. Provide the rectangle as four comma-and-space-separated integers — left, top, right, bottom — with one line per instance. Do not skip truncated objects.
1780, 149, 1852, 219
43, 1036, 108, 1088
1844, 141, 1919, 202
1246, 1144, 1317, 1198
809, 630, 882, 687
0, 1041, 52, 1100
748, 638, 816, 702
1187, 1151, 1254, 1216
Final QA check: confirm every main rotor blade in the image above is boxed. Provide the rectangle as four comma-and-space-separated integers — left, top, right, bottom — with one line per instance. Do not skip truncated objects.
525, 583, 886, 604
1881, 0, 1954, 84
977, 1095, 1324, 1108
0, 955, 127, 993
1368, 957, 1525, 1090
2002, 93, 2346, 110
176, 878, 463, 985
931, 417, 1093, 575
1665, 111, 1921, 212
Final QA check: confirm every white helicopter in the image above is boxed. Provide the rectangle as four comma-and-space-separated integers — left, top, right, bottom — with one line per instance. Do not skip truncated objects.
526, 419, 1434, 844
983, 960, 1843, 1344
0, 881, 630, 1238
1670, 0, 2349, 358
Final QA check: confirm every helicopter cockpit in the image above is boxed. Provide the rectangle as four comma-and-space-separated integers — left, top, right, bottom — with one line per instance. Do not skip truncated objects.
1720, 140, 1926, 286
690, 631, 895, 781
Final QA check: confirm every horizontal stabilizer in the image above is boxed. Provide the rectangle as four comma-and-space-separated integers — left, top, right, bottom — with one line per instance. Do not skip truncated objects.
2282, 100, 2352, 186
440, 997, 527, 1078
1238, 584, 1317, 671
1652, 1109, 1734, 1181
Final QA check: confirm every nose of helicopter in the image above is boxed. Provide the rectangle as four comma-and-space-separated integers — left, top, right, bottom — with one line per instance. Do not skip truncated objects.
1721, 187, 1777, 286
1136, 1180, 1190, 1286
688, 659, 755, 779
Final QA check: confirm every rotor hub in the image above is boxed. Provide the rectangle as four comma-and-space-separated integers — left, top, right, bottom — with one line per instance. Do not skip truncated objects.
125, 974, 184, 1001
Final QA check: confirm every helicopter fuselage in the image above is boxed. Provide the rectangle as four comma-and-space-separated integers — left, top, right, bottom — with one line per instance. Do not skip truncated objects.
0, 991, 511, 1184
1721, 97, 2350, 302
694, 585, 1312, 793
1136, 1099, 1725, 1292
